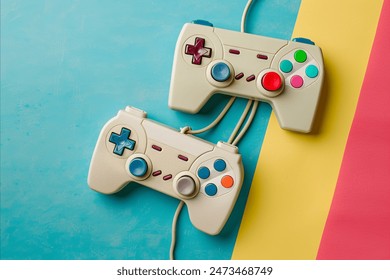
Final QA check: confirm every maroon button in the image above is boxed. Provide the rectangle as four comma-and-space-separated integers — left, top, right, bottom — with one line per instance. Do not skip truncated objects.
178, 155, 188, 161
246, 74, 256, 82
257, 54, 268, 60
229, 49, 240, 55
152, 170, 162, 176
163, 174, 172, 181
152, 145, 162, 151
261, 71, 283, 91
235, 72, 244, 80
185, 37, 212, 65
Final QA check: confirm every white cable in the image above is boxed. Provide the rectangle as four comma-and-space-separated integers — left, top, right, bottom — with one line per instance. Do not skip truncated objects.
185, 96, 236, 135
231, 100, 259, 146
169, 201, 184, 260
227, 99, 253, 144
171, 0, 256, 261
241, 0, 254, 32
183, 0, 254, 137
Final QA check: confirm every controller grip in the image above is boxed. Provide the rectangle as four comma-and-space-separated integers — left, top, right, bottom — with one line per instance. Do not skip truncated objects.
186, 191, 239, 235
88, 145, 130, 194
168, 74, 212, 114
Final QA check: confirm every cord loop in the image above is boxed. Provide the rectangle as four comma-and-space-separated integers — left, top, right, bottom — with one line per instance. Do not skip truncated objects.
180, 126, 191, 134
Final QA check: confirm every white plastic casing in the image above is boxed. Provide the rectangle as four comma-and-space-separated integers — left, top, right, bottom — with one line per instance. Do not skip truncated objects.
87, 106, 244, 235
169, 23, 325, 133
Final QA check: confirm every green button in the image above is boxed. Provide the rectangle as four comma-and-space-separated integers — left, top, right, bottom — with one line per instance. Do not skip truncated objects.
306, 65, 319, 78
280, 60, 293, 73
294, 50, 307, 63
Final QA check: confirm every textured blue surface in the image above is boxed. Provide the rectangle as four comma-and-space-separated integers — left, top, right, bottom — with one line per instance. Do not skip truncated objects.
1, 0, 301, 259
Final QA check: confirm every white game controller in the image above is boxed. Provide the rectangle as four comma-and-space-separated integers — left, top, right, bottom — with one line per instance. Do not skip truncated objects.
169, 21, 325, 133
88, 106, 244, 235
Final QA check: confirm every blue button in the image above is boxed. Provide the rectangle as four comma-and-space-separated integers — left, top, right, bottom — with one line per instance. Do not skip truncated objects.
197, 166, 210, 179
214, 159, 226, 172
305, 65, 319, 78
280, 60, 293, 73
109, 128, 136, 156
191, 19, 213, 27
205, 183, 218, 196
292, 37, 315, 45
211, 62, 231, 82
129, 157, 148, 177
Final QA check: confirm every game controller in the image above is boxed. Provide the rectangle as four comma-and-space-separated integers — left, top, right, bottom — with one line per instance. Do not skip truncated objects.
87, 106, 244, 235
168, 21, 324, 133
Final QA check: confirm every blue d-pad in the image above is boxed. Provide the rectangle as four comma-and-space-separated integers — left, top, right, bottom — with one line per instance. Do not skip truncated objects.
109, 127, 136, 156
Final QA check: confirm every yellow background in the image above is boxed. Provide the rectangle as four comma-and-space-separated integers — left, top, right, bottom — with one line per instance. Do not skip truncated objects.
232, 0, 384, 259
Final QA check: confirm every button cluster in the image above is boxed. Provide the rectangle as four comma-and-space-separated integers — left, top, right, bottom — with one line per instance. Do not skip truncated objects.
279, 49, 320, 89
197, 158, 235, 197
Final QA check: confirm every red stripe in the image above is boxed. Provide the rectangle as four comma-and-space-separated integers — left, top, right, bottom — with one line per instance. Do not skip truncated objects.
317, 1, 390, 259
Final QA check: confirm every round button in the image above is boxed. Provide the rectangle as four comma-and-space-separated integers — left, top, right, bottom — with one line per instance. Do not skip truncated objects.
214, 159, 226, 172
205, 183, 218, 196
211, 62, 231, 82
261, 71, 283, 91
221, 175, 234, 188
280, 60, 293, 73
176, 176, 196, 197
290, 75, 304, 88
129, 157, 148, 177
305, 65, 319, 78
294, 50, 307, 63
197, 166, 210, 179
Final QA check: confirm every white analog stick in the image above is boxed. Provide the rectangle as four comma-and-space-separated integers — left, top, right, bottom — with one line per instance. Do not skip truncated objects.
176, 176, 196, 197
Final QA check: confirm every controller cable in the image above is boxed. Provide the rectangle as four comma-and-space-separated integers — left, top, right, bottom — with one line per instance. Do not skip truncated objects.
170, 0, 258, 260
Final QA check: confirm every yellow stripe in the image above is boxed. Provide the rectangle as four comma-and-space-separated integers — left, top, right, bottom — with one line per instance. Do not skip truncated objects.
232, 0, 383, 259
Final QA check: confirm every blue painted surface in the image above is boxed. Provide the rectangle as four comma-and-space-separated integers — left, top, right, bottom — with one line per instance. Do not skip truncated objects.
1, 0, 301, 259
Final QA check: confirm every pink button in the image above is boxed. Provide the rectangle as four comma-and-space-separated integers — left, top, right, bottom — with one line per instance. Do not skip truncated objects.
290, 75, 304, 88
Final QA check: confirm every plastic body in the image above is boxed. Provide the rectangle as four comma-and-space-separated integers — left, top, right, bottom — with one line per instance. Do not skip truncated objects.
88, 106, 244, 235
169, 23, 325, 133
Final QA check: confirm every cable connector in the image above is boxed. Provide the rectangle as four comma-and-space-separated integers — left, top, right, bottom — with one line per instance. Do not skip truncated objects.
180, 126, 191, 134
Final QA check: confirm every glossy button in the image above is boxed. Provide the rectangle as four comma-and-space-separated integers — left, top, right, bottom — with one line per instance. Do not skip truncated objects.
109, 128, 136, 156
205, 183, 218, 196
214, 159, 226, 172
221, 175, 234, 188
197, 166, 210, 179
191, 19, 213, 27
294, 50, 307, 63
280, 60, 293, 73
211, 62, 231, 82
292, 37, 315, 45
290, 75, 304, 88
176, 176, 196, 197
261, 71, 283, 91
305, 65, 319, 78
129, 157, 148, 177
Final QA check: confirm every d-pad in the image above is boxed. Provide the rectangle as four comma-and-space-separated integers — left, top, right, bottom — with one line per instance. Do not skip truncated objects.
185, 37, 212, 65
109, 127, 136, 156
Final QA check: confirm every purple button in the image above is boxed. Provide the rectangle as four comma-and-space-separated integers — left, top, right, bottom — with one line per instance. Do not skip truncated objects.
290, 75, 304, 88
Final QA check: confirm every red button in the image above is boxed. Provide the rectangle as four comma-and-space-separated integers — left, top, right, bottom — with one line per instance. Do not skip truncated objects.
261, 71, 283, 91
221, 175, 234, 188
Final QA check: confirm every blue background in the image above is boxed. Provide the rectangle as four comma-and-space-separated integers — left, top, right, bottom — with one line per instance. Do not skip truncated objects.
1, 0, 300, 259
